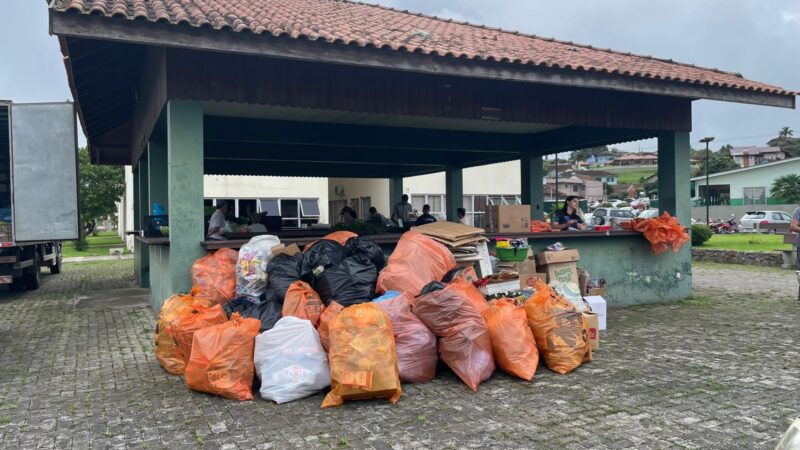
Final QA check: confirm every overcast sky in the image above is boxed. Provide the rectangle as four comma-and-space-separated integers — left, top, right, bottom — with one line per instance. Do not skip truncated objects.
1, 0, 798, 152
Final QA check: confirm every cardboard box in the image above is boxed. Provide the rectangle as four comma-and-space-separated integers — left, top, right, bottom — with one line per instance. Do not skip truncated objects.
272, 243, 300, 257
587, 287, 606, 297
577, 268, 589, 295
542, 261, 578, 285
485, 205, 531, 233
519, 272, 547, 289
584, 295, 607, 330
583, 312, 599, 351
479, 279, 520, 296
536, 248, 580, 265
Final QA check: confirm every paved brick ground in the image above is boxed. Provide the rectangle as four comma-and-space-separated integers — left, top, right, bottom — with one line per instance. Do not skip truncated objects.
0, 260, 797, 449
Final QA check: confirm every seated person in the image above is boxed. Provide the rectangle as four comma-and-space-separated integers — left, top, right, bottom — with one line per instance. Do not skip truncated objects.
340, 206, 358, 226
247, 212, 267, 232
414, 204, 438, 226
551, 196, 588, 231
207, 201, 230, 240
366, 207, 389, 227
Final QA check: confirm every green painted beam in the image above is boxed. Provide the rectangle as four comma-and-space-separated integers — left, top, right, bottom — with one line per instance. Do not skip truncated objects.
445, 166, 463, 222
657, 132, 691, 226
521, 153, 544, 220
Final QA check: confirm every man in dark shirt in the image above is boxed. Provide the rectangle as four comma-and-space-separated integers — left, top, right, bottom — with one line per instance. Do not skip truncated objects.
414, 204, 438, 226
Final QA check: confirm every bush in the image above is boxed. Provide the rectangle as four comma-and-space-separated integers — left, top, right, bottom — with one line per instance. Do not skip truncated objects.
691, 224, 713, 246
73, 238, 89, 251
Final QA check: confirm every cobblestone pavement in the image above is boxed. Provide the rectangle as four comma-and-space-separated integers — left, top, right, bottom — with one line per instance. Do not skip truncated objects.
0, 260, 797, 449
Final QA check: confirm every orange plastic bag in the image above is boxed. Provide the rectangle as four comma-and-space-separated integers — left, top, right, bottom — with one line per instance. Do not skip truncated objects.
191, 248, 239, 304
631, 212, 690, 255
448, 281, 490, 316
184, 314, 261, 401
170, 304, 228, 365
376, 231, 456, 297
376, 293, 438, 383
452, 266, 478, 284
524, 279, 589, 375
303, 231, 358, 253
484, 299, 539, 381
322, 303, 402, 408
154, 289, 210, 374
282, 281, 325, 327
316, 301, 345, 353
413, 283, 495, 391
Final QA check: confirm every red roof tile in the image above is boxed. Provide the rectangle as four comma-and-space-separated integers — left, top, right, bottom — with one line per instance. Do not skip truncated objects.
52, 0, 796, 96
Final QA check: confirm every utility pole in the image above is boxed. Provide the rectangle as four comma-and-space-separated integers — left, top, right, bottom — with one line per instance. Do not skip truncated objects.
699, 137, 715, 225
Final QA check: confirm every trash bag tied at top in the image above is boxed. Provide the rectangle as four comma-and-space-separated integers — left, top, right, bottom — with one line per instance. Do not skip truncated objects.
191, 248, 238, 305
413, 283, 495, 391
524, 279, 590, 375
282, 281, 324, 327
322, 303, 402, 408
155, 289, 209, 375
313, 255, 376, 307
376, 231, 456, 297
484, 299, 539, 381
376, 293, 438, 383
184, 314, 261, 401
169, 303, 228, 365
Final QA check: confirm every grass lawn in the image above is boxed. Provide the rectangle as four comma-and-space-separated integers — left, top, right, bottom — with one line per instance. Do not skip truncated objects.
62, 231, 130, 258
699, 233, 793, 252
603, 166, 658, 185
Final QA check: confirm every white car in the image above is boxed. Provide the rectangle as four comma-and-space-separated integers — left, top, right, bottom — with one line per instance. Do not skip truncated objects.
739, 211, 793, 233
591, 207, 637, 226
637, 209, 660, 219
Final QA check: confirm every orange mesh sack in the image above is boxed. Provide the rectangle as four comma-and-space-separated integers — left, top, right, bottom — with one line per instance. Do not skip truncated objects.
316, 301, 345, 353
322, 303, 402, 408
448, 281, 490, 316
191, 248, 239, 304
282, 281, 325, 327
485, 299, 539, 381
413, 283, 495, 391
631, 212, 690, 255
154, 290, 208, 374
170, 304, 228, 365
184, 314, 261, 401
376, 293, 438, 383
376, 231, 456, 296
524, 279, 589, 375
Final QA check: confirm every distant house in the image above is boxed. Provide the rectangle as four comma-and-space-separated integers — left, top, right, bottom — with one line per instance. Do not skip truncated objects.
690, 156, 800, 205
575, 174, 606, 202
544, 176, 585, 200
729, 146, 788, 168
585, 155, 615, 165
576, 169, 618, 185
609, 153, 658, 166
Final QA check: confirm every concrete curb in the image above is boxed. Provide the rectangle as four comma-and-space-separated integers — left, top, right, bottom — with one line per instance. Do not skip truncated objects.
63, 255, 134, 263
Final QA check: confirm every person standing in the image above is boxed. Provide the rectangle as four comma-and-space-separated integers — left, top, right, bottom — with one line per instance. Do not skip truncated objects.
207, 201, 230, 240
414, 204, 438, 226
392, 194, 412, 226
790, 205, 800, 301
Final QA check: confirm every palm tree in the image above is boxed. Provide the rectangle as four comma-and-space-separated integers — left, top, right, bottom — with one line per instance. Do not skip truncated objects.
779, 126, 794, 138
770, 174, 800, 204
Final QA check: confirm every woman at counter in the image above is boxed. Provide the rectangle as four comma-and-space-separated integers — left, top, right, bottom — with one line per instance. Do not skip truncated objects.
551, 196, 588, 231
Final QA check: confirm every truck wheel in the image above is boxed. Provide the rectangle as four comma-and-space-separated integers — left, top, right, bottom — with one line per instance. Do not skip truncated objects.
49, 246, 62, 275
23, 254, 41, 290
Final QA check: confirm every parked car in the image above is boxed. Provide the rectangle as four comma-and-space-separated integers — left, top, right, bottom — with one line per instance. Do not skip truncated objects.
591, 208, 637, 226
739, 211, 793, 233
630, 197, 650, 209
637, 209, 660, 219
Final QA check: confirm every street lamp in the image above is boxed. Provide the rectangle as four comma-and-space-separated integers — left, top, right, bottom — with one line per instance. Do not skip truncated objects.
699, 136, 715, 225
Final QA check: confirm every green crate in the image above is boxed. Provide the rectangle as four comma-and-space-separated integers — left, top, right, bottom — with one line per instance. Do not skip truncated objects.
496, 246, 529, 262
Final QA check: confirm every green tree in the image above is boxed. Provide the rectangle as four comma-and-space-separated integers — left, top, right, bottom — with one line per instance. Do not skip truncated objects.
77, 147, 124, 236
768, 126, 800, 157
779, 126, 794, 138
569, 145, 611, 163
698, 151, 739, 175
770, 174, 800, 204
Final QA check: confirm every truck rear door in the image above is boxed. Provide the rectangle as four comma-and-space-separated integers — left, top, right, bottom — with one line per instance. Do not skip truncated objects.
10, 102, 79, 242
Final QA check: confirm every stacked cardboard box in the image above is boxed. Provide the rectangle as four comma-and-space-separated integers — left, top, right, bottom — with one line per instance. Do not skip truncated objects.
484, 205, 531, 233
535, 248, 580, 285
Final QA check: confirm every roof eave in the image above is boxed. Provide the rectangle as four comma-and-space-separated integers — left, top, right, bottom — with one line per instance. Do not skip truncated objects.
49, 11, 797, 109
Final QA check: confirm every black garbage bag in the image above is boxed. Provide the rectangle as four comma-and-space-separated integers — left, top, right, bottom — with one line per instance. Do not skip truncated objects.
301, 240, 347, 282
267, 252, 303, 300
419, 281, 446, 296
314, 255, 377, 307
223, 295, 282, 332
442, 267, 464, 283
345, 236, 386, 270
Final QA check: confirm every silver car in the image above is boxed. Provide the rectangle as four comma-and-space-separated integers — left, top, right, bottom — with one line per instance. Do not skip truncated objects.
739, 210, 793, 233
591, 207, 637, 226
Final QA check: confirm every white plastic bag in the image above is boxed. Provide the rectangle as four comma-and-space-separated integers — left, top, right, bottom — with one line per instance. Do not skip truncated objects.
254, 316, 330, 403
549, 280, 588, 312
236, 235, 281, 301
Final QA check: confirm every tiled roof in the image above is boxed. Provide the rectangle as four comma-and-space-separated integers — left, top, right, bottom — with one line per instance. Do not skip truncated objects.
729, 146, 784, 156
51, 0, 796, 96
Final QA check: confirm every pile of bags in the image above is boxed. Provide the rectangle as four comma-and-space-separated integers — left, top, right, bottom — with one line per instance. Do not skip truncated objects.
630, 212, 690, 255
154, 229, 593, 407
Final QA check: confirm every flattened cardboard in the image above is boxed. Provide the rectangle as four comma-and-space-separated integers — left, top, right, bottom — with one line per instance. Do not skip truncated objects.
272, 243, 300, 257
414, 221, 485, 241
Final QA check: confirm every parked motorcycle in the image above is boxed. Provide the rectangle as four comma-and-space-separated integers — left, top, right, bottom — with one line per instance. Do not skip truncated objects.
710, 214, 738, 234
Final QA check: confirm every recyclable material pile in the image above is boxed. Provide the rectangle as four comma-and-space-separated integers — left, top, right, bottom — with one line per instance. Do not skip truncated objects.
155, 229, 596, 407
630, 212, 690, 255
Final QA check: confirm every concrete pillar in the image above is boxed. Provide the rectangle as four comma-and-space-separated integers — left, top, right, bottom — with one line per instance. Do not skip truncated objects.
657, 132, 691, 226
521, 153, 545, 220
389, 176, 403, 210
445, 166, 463, 222
133, 160, 150, 288
148, 137, 168, 213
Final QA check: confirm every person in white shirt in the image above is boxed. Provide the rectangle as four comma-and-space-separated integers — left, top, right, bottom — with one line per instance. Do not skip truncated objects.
247, 212, 267, 233
457, 207, 469, 226
207, 202, 230, 240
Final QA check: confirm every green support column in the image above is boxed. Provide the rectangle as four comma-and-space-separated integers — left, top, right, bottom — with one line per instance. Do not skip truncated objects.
657, 132, 691, 226
136, 158, 150, 288
445, 166, 463, 222
148, 137, 169, 213
167, 100, 206, 295
521, 153, 544, 220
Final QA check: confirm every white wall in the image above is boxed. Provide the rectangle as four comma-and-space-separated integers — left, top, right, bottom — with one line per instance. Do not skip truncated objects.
117, 166, 134, 251
328, 178, 391, 218
404, 161, 522, 195
204, 175, 329, 224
